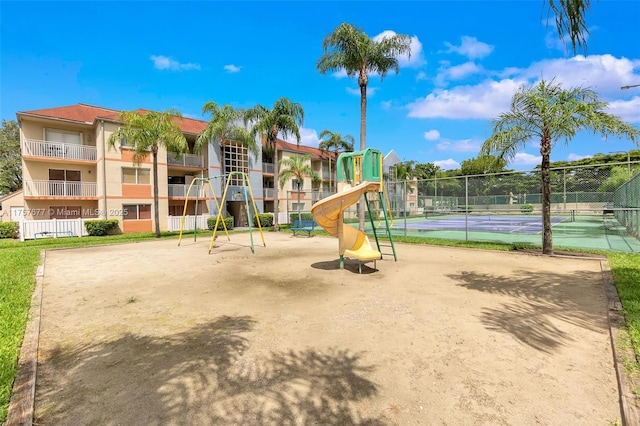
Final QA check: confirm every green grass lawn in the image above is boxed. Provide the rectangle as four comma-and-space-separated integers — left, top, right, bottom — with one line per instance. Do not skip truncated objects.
0, 231, 639, 423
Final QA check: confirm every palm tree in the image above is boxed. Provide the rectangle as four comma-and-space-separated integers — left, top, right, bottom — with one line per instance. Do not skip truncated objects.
482, 79, 639, 254
547, 0, 591, 53
317, 23, 411, 152
279, 154, 320, 224
108, 109, 188, 238
317, 23, 411, 230
196, 102, 258, 205
245, 98, 304, 231
318, 130, 354, 193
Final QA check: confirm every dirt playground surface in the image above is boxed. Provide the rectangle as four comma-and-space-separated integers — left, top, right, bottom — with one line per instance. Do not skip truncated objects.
34, 233, 620, 425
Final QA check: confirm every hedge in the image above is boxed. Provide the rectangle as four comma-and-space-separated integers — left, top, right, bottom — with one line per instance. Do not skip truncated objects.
0, 222, 18, 239
84, 219, 120, 236
253, 213, 274, 227
207, 217, 234, 231
520, 204, 534, 213
289, 212, 313, 223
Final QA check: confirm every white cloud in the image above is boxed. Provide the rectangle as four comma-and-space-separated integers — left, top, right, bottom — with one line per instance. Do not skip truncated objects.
512, 153, 541, 166
444, 36, 494, 60
435, 61, 483, 86
606, 96, 640, 123
406, 54, 640, 120
281, 127, 320, 148
373, 30, 425, 67
380, 100, 392, 110
434, 159, 460, 170
224, 64, 241, 73
416, 71, 428, 81
346, 86, 378, 97
423, 130, 440, 140
545, 30, 567, 53
568, 153, 592, 162
407, 79, 521, 119
150, 55, 200, 71
436, 138, 482, 152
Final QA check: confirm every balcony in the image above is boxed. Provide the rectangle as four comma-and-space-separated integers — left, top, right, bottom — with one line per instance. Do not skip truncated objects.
262, 163, 274, 174
168, 184, 206, 198
263, 188, 275, 198
22, 139, 97, 162
24, 180, 98, 198
167, 152, 204, 168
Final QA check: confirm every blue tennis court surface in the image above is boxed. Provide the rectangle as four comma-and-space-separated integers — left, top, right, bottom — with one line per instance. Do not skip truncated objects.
393, 214, 569, 234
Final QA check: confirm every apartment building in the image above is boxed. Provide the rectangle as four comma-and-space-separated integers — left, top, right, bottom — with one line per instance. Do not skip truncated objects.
10, 103, 340, 234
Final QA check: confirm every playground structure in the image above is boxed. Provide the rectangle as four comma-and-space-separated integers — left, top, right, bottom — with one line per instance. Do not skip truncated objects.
177, 172, 265, 254
311, 148, 397, 271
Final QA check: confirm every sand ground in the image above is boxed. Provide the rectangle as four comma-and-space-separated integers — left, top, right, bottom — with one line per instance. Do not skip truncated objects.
33, 232, 620, 425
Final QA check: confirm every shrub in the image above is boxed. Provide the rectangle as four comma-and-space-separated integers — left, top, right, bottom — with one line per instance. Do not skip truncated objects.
520, 204, 534, 213
253, 213, 273, 227
458, 205, 474, 213
84, 219, 119, 236
207, 216, 234, 231
0, 222, 18, 239
289, 212, 313, 224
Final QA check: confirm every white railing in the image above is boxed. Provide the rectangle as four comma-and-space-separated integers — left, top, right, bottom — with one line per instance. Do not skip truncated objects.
24, 180, 98, 197
262, 163, 274, 173
263, 188, 275, 198
167, 215, 211, 232
18, 218, 91, 241
167, 184, 206, 198
167, 152, 204, 168
22, 139, 97, 161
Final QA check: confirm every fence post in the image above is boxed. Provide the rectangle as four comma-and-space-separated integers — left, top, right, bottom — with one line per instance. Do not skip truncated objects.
465, 176, 469, 241
19, 220, 25, 242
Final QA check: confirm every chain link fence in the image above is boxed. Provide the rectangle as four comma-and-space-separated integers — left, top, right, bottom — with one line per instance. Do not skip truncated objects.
285, 162, 640, 252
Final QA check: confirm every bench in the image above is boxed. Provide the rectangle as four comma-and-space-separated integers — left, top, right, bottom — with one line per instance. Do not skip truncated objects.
291, 220, 316, 237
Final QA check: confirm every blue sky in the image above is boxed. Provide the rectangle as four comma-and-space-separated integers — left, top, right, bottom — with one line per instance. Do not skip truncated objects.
2, 1, 639, 171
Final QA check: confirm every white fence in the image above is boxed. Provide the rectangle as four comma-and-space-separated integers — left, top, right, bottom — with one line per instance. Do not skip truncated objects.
22, 139, 97, 161
167, 215, 211, 232
18, 218, 91, 241
24, 180, 98, 197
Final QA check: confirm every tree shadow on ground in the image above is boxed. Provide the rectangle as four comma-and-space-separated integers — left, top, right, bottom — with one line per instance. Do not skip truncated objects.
311, 259, 377, 274
448, 270, 606, 354
36, 315, 382, 425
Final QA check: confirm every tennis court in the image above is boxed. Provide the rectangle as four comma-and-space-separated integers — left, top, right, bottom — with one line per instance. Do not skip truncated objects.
398, 213, 569, 234
376, 212, 640, 253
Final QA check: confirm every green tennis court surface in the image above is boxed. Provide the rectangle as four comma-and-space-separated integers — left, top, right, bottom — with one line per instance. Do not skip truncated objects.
370, 213, 640, 253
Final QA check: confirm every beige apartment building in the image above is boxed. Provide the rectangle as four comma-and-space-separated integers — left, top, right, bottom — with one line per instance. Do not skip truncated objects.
7, 103, 343, 235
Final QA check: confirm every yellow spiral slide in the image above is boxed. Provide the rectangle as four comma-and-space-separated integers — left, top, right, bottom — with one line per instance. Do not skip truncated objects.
311, 181, 382, 264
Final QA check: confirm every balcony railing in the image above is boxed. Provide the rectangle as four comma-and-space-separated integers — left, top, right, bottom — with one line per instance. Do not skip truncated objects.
263, 188, 275, 198
168, 184, 206, 198
167, 152, 204, 168
262, 163, 274, 174
24, 180, 97, 197
22, 139, 97, 161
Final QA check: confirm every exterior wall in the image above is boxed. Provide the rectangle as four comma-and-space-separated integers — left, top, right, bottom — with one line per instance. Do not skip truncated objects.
0, 190, 25, 222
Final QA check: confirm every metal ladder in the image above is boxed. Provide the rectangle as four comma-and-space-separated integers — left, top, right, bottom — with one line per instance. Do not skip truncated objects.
364, 191, 397, 261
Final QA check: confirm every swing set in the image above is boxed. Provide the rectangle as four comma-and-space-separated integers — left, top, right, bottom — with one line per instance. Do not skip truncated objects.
177, 171, 265, 254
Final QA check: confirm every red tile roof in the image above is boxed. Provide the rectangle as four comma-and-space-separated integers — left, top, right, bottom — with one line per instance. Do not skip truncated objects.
18, 103, 207, 135
276, 139, 339, 160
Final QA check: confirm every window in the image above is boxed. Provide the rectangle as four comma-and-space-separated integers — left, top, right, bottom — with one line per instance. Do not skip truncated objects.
223, 141, 249, 186
49, 169, 81, 196
291, 179, 303, 190
46, 129, 81, 145
122, 204, 151, 220
122, 168, 150, 184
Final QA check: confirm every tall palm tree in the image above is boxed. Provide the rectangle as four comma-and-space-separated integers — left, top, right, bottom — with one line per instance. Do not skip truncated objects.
547, 0, 591, 53
482, 79, 639, 254
317, 23, 411, 152
196, 102, 258, 206
245, 98, 304, 231
108, 109, 188, 238
317, 22, 411, 230
279, 154, 320, 224
318, 130, 354, 193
